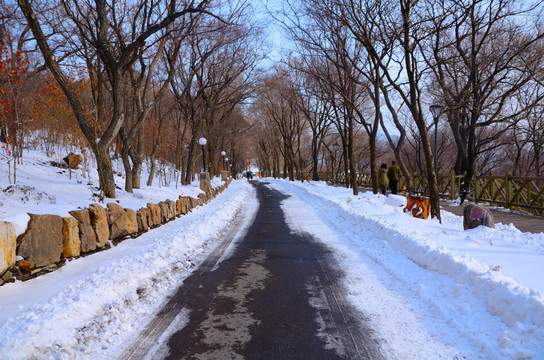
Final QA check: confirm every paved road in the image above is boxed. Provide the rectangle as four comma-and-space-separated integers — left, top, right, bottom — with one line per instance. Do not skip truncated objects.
123, 181, 383, 359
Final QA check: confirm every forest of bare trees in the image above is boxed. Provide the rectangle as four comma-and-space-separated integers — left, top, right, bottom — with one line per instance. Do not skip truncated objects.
1, 0, 544, 220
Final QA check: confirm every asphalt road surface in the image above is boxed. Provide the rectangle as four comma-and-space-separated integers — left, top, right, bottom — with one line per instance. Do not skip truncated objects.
123, 181, 384, 359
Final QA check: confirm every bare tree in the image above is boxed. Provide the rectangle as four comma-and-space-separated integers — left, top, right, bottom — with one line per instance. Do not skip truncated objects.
197, 17, 261, 177
120, 26, 186, 192
276, 0, 369, 194
18, 0, 213, 198
424, 0, 544, 202
337, 0, 442, 219
250, 108, 282, 178
256, 69, 306, 180
292, 59, 333, 181
167, 4, 259, 184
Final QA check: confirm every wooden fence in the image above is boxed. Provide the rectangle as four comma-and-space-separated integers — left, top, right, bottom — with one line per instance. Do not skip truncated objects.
320, 171, 544, 215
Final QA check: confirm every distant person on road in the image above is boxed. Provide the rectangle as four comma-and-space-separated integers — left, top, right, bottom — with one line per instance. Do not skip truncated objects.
387, 160, 400, 195
378, 163, 389, 195
246, 171, 251, 181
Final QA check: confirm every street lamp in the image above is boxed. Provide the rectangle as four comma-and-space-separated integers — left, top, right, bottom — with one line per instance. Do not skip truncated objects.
429, 104, 444, 176
333, 142, 340, 185
221, 150, 226, 171
199, 137, 207, 172
225, 157, 229, 177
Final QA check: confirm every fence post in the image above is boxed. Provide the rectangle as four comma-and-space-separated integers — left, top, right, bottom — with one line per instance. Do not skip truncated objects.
506, 171, 513, 207
529, 180, 533, 207
474, 172, 480, 203
489, 172, 495, 201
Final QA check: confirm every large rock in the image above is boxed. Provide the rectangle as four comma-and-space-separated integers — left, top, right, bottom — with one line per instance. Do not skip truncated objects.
136, 208, 150, 232
166, 199, 176, 219
62, 216, 80, 258
107, 203, 128, 240
176, 198, 183, 216
69, 209, 97, 253
124, 208, 138, 235
69, 209, 96, 253
198, 193, 208, 205
189, 197, 199, 209
463, 204, 495, 230
89, 203, 109, 247
0, 221, 16, 275
186, 197, 194, 212
144, 207, 153, 227
63, 152, 82, 169
179, 197, 190, 214
147, 203, 161, 227
17, 214, 63, 268
158, 202, 170, 223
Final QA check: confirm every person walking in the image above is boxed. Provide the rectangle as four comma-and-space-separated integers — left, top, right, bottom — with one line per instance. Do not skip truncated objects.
387, 160, 400, 195
378, 163, 389, 195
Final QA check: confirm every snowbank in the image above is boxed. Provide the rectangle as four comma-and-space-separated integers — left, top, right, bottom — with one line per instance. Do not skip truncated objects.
271, 179, 544, 359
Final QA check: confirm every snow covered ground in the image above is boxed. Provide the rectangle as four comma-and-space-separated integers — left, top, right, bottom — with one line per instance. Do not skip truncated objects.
1, 149, 544, 359
274, 179, 544, 359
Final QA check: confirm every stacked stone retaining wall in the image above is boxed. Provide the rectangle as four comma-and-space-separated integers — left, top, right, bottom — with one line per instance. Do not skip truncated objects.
0, 180, 231, 286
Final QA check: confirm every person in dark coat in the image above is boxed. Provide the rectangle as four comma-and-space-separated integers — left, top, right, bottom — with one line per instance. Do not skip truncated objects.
387, 161, 400, 194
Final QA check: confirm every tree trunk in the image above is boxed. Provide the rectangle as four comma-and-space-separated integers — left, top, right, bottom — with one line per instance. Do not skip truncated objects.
131, 130, 144, 189
132, 158, 143, 189
121, 144, 133, 193
312, 138, 320, 181
415, 118, 441, 220
369, 135, 378, 194
147, 155, 157, 187
348, 117, 358, 195
96, 148, 116, 198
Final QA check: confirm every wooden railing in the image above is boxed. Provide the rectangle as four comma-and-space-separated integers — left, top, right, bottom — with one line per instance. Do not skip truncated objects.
319, 171, 544, 215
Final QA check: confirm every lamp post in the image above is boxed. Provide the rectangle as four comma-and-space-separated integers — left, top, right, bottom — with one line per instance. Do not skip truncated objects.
429, 104, 444, 176
221, 150, 226, 171
199, 137, 207, 172
333, 142, 340, 185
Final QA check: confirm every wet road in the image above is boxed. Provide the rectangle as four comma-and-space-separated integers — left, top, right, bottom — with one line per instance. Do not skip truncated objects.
123, 181, 383, 359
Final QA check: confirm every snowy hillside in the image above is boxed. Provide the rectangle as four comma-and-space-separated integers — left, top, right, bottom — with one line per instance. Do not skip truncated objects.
0, 148, 210, 235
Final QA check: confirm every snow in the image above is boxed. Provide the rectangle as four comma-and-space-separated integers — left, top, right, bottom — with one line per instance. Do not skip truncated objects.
273, 179, 544, 359
1, 149, 544, 359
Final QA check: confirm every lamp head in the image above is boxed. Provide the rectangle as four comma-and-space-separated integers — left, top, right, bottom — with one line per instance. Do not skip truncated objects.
429, 104, 444, 118
221, 151, 226, 156
198, 137, 207, 146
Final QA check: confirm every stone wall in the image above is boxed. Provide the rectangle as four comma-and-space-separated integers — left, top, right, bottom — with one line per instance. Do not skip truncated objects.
0, 180, 231, 286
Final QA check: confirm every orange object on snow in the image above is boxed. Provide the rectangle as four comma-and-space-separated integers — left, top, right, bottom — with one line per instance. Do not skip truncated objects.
404, 195, 430, 219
